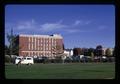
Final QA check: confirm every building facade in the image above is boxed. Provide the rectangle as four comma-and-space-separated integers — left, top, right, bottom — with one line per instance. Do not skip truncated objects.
64, 49, 73, 57
17, 34, 64, 58
102, 47, 107, 56
102, 47, 114, 56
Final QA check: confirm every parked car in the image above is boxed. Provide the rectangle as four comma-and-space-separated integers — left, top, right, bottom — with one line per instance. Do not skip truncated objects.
80, 56, 89, 63
101, 56, 107, 62
15, 56, 34, 65
64, 57, 73, 63
71, 55, 80, 62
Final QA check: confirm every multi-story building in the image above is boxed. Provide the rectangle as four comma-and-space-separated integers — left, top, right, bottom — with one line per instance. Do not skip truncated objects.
16, 34, 64, 58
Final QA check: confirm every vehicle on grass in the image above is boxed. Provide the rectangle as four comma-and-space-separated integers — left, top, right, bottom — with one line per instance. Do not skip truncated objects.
64, 56, 73, 63
101, 56, 107, 62
15, 56, 34, 65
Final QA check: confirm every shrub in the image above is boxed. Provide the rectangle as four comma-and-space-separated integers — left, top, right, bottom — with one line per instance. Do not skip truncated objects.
5, 55, 11, 63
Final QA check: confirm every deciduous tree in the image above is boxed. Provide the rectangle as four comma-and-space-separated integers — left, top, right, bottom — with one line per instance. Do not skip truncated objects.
105, 48, 112, 57
6, 29, 19, 58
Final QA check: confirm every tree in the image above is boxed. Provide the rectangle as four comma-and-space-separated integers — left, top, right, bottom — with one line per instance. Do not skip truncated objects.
95, 45, 104, 62
105, 48, 112, 57
96, 45, 103, 56
5, 45, 10, 55
91, 52, 94, 62
88, 48, 95, 56
6, 29, 19, 58
52, 45, 64, 55
81, 48, 84, 55
52, 45, 66, 63
73, 48, 82, 56
112, 48, 115, 57
83, 48, 89, 56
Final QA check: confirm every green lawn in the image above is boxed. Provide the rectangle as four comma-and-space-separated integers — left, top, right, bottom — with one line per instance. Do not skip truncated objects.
5, 63, 115, 79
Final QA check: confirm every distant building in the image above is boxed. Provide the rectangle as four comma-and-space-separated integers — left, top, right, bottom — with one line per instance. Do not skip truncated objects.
102, 47, 114, 56
102, 47, 107, 55
73, 48, 81, 56
64, 49, 73, 57
109, 48, 114, 55
16, 34, 64, 58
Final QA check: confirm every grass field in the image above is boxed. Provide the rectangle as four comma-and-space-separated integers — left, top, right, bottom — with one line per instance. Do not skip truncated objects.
5, 63, 115, 79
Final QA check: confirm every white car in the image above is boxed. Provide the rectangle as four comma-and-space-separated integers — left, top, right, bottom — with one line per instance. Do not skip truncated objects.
15, 56, 34, 65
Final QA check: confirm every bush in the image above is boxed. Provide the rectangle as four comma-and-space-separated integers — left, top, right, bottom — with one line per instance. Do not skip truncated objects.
64, 57, 72, 63
107, 57, 115, 62
5, 55, 11, 63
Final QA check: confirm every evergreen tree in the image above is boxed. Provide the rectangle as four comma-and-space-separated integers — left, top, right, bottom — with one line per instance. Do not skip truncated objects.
96, 45, 103, 56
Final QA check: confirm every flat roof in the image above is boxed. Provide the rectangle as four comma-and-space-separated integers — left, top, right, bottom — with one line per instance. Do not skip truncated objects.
19, 34, 63, 39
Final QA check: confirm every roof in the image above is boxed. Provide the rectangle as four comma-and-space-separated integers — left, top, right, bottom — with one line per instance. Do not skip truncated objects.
19, 34, 63, 39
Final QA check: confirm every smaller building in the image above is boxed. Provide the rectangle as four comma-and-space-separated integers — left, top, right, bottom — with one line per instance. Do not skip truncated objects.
64, 49, 73, 57
109, 48, 114, 55
102, 47, 107, 55
102, 47, 114, 56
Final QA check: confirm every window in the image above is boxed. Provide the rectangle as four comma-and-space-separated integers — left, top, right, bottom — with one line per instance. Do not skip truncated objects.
32, 43, 33, 50
28, 37, 30, 50
46, 40, 48, 43
27, 58, 32, 60
38, 39, 39, 50
49, 40, 51, 43
23, 58, 26, 60
35, 38, 36, 50
28, 52, 30, 56
41, 43, 42, 46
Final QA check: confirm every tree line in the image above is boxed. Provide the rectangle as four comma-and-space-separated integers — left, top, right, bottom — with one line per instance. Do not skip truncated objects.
73, 45, 115, 57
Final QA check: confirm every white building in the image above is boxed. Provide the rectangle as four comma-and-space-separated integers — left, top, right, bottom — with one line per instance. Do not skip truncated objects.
109, 48, 114, 55
64, 49, 73, 57
102, 47, 114, 56
102, 47, 107, 55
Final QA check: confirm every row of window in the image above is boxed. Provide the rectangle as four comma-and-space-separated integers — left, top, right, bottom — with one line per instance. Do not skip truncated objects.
28, 43, 56, 46
28, 37, 58, 43
28, 44, 57, 50
21, 52, 54, 57
28, 37, 57, 51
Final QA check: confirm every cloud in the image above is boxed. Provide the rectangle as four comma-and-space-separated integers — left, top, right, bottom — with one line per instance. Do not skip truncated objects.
98, 25, 107, 30
73, 20, 82, 26
65, 29, 80, 33
17, 19, 36, 30
73, 20, 92, 26
57, 19, 63, 24
85, 20, 92, 25
5, 19, 96, 34
14, 19, 67, 32
40, 22, 67, 32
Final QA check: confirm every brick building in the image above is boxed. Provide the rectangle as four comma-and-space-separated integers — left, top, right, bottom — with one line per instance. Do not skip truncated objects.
16, 34, 64, 58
